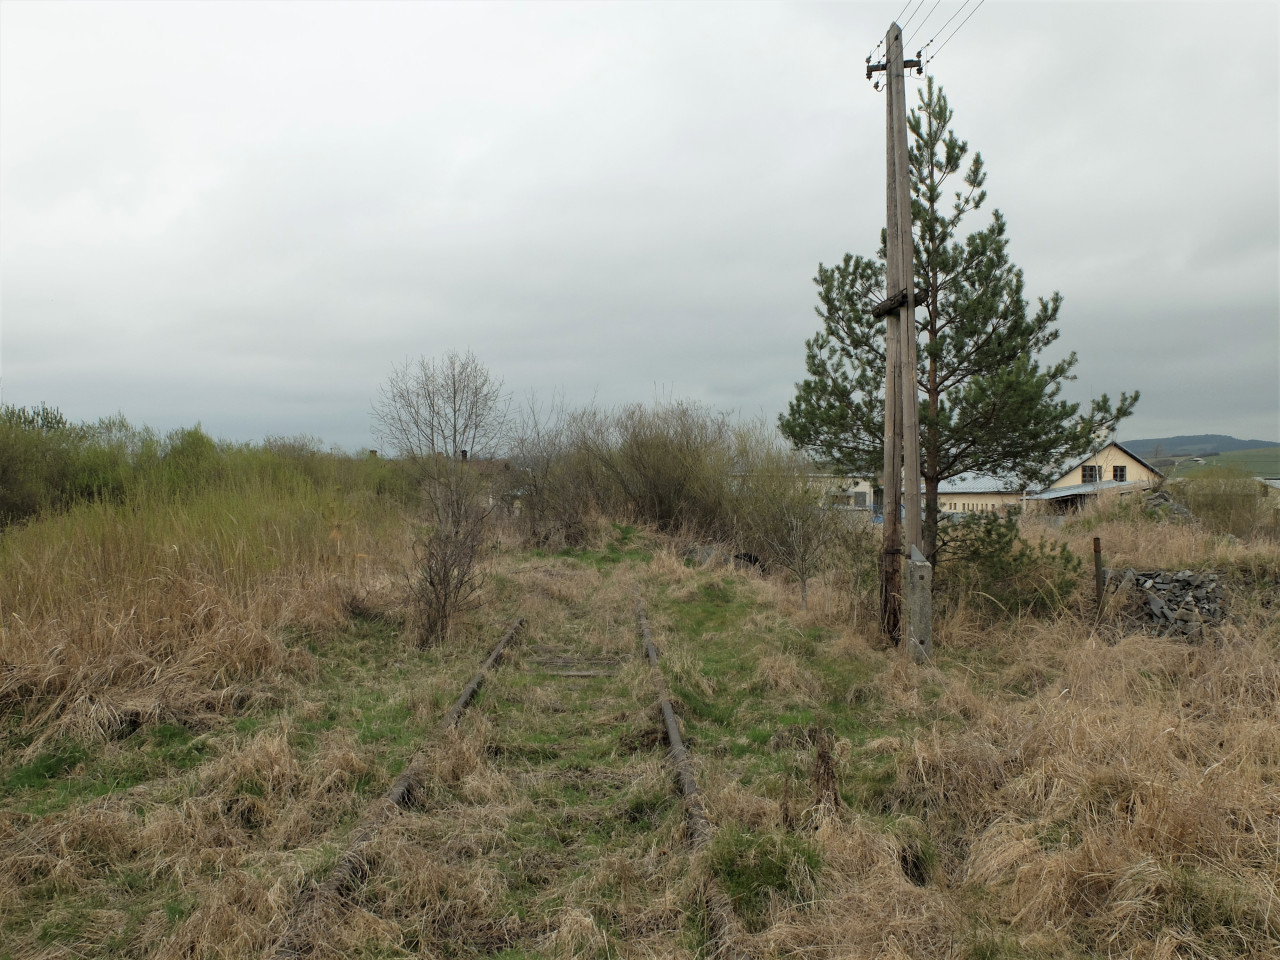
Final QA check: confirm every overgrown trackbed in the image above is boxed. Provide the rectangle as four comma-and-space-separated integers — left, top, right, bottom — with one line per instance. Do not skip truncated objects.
3, 545, 795, 959
265, 574, 746, 958
8, 528, 1276, 959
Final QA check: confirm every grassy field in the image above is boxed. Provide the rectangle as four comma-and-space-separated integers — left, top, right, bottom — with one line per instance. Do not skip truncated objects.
3, 491, 1279, 958
1165, 447, 1280, 478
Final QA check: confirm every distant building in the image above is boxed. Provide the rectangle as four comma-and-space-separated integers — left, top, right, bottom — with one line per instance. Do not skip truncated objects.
809, 472, 875, 510
1028, 441, 1163, 511
1042, 442, 1163, 491
936, 440, 1164, 515
1252, 478, 1280, 518
936, 472, 1026, 515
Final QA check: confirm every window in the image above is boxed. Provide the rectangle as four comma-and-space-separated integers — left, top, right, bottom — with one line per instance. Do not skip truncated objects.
1113, 465, 1127, 482
854, 491, 868, 507
1082, 465, 1101, 483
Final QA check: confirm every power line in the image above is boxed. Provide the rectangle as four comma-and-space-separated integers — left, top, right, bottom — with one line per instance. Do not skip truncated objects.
906, 0, 943, 51
917, 0, 971, 66
926, 0, 985, 65
869, 0, 944, 89
867, 36, 885, 65
921, 0, 970, 52
899, 0, 929, 38
870, 0, 915, 61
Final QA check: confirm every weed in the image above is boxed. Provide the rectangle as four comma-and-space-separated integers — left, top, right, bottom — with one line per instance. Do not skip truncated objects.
708, 827, 820, 932
3, 742, 89, 791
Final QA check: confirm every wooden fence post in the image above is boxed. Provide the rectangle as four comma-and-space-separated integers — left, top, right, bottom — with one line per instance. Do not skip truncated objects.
1093, 537, 1105, 614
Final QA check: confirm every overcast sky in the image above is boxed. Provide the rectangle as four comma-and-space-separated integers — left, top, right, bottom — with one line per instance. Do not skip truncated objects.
2, 1, 1277, 452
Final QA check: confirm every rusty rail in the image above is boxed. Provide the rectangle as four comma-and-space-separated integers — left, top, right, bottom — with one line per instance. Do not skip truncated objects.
269, 618, 525, 958
636, 601, 748, 960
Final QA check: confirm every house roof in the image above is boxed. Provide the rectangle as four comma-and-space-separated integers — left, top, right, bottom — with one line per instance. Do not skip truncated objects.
934, 442, 1164, 500
1056, 440, 1164, 481
1029, 479, 1132, 501
937, 472, 1026, 494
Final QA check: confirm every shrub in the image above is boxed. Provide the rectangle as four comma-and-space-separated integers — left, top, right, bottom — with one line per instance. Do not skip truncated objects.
581, 399, 737, 537
0, 404, 77, 524
65, 442, 131, 503
1172, 465, 1278, 540
0, 402, 69, 433
507, 396, 598, 548
730, 426, 833, 609
0, 420, 54, 524
941, 509, 1082, 616
155, 426, 225, 496
826, 514, 880, 628
408, 521, 487, 646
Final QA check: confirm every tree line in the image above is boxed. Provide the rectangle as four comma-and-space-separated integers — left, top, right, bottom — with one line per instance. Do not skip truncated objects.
0, 405, 415, 527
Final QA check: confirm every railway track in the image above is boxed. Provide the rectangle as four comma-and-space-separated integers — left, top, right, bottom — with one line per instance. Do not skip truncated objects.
638, 600, 747, 959
270, 618, 525, 958
266, 594, 748, 958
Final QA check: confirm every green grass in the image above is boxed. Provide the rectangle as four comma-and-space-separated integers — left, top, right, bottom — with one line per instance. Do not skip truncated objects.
0, 724, 223, 815
540, 522, 655, 570
0, 598, 511, 957
2, 741, 90, 792
647, 566, 938, 803
708, 827, 820, 932
1168, 446, 1280, 478
0, 607, 473, 818
1156, 866, 1276, 945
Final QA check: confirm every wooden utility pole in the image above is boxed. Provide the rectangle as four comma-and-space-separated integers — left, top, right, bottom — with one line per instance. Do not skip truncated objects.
870, 22, 924, 645
879, 23, 904, 643
888, 23, 923, 558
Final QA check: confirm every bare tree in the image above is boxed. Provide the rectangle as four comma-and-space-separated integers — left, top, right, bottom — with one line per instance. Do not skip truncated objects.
371, 350, 509, 644
371, 350, 510, 530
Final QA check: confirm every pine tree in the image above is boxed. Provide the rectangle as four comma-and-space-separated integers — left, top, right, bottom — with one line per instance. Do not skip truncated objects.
780, 79, 1138, 562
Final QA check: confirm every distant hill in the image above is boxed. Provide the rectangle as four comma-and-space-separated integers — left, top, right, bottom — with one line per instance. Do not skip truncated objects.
1123, 435, 1280, 458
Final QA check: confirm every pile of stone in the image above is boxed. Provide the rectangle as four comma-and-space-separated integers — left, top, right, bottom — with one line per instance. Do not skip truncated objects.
1142, 490, 1193, 519
1107, 567, 1224, 636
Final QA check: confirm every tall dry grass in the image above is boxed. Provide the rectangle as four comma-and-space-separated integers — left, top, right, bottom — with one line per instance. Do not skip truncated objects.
645, 508, 1279, 956
1040, 489, 1280, 574
0, 461, 412, 750
882, 611, 1280, 958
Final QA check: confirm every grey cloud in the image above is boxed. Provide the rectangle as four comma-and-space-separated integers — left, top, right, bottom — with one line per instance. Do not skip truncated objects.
1, 2, 1276, 449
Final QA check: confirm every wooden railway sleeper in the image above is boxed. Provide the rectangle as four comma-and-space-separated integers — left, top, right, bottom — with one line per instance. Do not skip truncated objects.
268, 617, 525, 959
